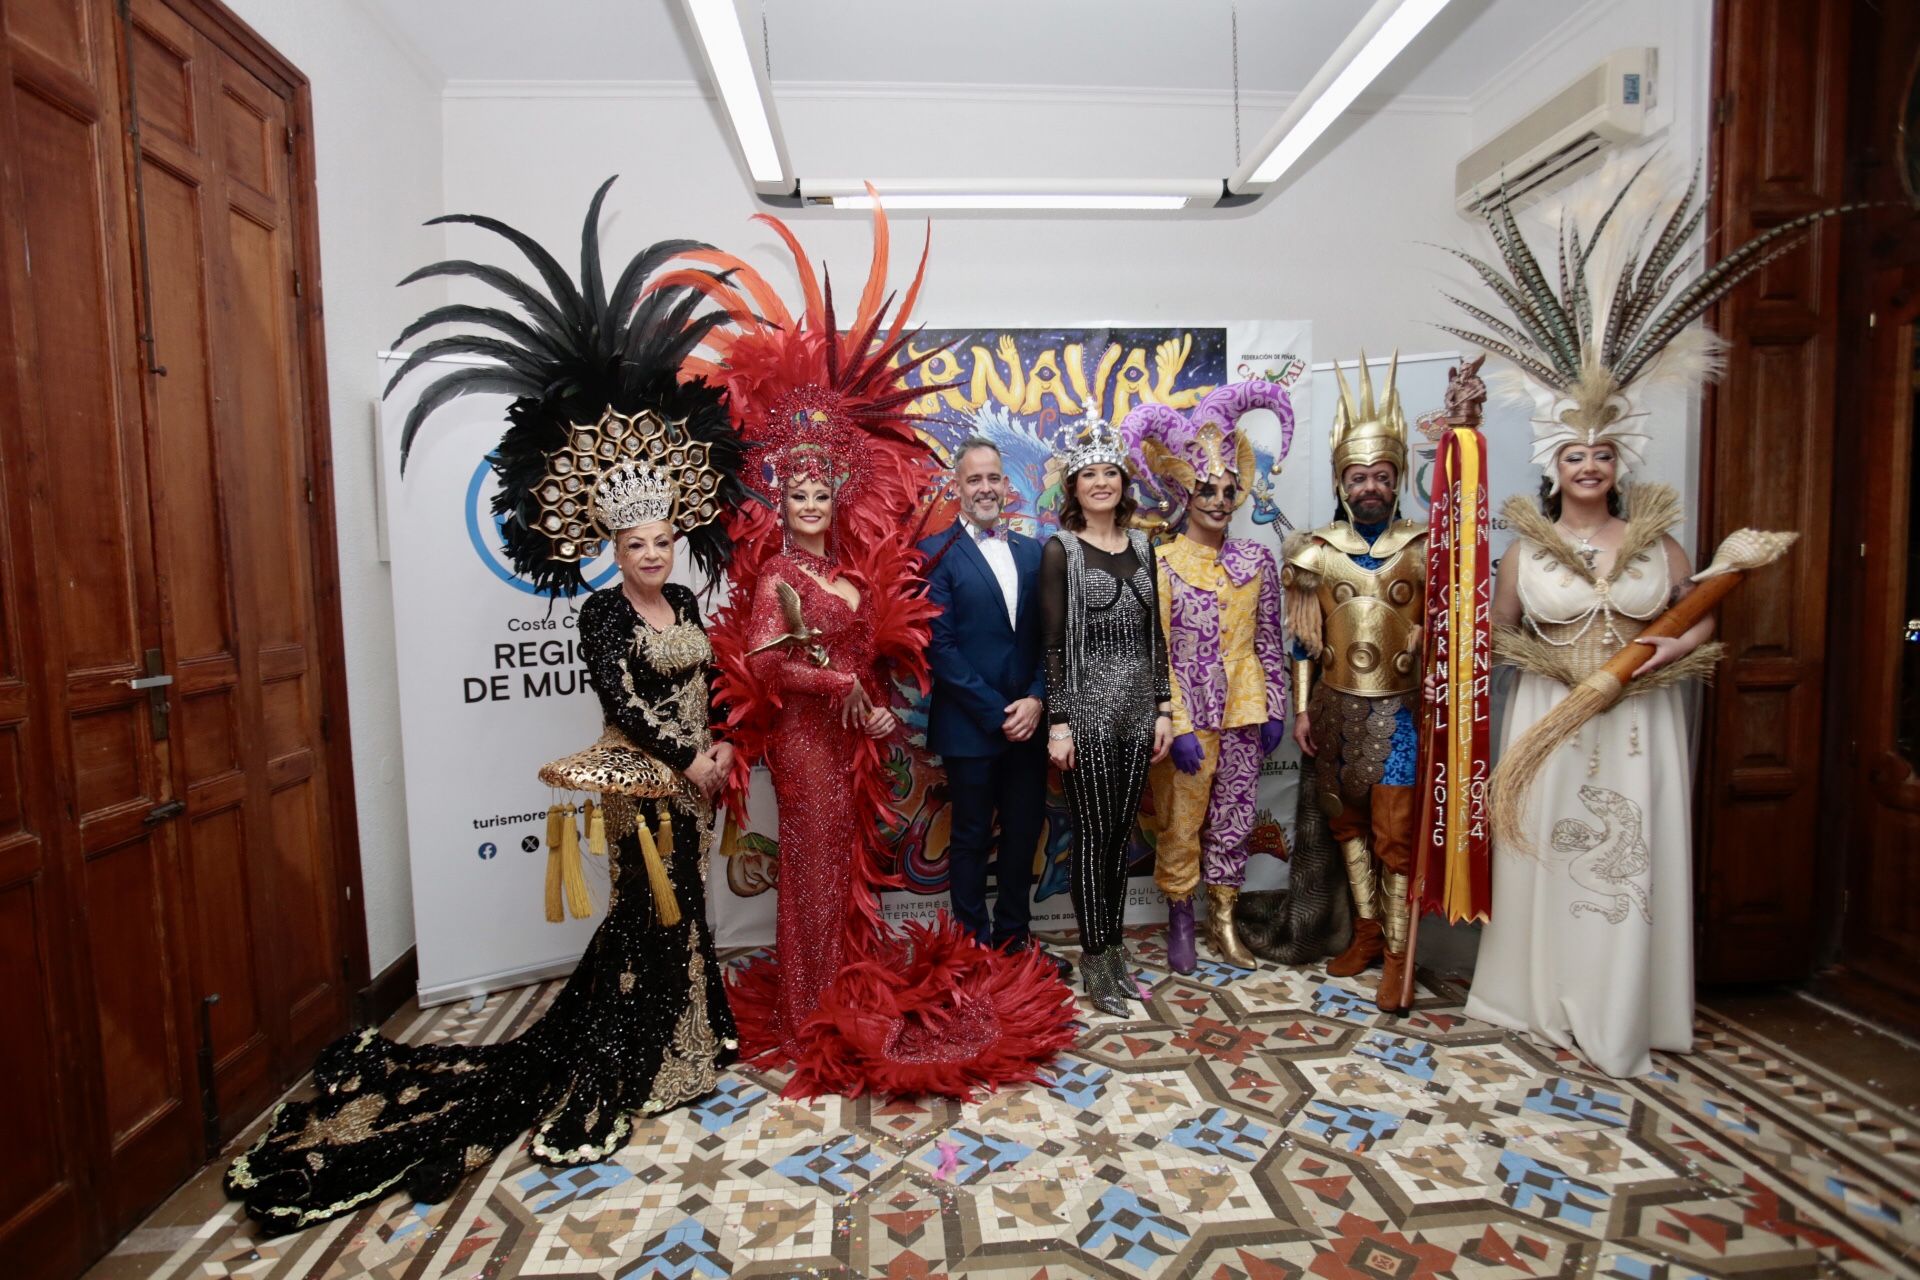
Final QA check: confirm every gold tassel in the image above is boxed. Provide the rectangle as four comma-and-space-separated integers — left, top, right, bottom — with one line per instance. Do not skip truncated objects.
718, 812, 742, 860
655, 801, 674, 864
585, 799, 607, 856
560, 804, 593, 918
543, 803, 565, 923
635, 810, 682, 928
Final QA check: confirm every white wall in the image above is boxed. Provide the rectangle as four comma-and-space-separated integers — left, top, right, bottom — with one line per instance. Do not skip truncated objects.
1466, 0, 1716, 549
222, 0, 446, 975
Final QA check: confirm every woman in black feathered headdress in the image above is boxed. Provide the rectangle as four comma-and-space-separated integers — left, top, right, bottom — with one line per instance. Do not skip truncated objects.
225, 178, 749, 1234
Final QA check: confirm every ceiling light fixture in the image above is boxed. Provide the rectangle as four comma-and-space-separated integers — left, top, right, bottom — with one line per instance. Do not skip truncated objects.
681, 0, 1452, 211
803, 179, 1217, 212
683, 0, 790, 189
1230, 0, 1454, 193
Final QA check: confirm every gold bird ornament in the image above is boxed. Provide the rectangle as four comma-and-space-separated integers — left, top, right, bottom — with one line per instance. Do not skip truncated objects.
744, 579, 830, 667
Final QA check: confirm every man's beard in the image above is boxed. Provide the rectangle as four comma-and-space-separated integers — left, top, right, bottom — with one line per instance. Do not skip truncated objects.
966, 494, 1002, 523
1348, 494, 1392, 523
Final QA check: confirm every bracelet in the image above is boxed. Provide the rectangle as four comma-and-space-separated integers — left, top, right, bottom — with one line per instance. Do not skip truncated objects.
1048, 727, 1072, 741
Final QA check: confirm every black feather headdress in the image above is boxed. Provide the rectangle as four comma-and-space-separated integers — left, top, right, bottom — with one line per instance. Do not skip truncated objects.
385, 176, 745, 597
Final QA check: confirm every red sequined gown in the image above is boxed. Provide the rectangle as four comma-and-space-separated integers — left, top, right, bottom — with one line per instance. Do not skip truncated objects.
722, 547, 1077, 1100
746, 553, 876, 1039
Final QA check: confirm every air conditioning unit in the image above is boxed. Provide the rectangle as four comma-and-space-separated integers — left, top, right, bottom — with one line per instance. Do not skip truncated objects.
1455, 48, 1657, 219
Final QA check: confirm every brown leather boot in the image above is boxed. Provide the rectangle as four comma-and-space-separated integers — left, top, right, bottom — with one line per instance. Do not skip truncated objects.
1370, 788, 1417, 1011
1326, 917, 1384, 976
1325, 832, 1383, 976
1375, 871, 1413, 1010
1376, 947, 1410, 1013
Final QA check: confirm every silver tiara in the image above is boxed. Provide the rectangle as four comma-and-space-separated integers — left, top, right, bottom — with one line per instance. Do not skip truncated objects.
1061, 408, 1126, 476
592, 461, 675, 533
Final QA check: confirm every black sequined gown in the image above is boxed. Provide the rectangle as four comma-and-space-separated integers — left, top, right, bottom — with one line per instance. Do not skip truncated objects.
225, 585, 737, 1235
1041, 530, 1170, 955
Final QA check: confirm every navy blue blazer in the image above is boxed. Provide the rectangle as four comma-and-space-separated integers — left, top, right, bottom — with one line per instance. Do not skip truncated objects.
917, 522, 1047, 759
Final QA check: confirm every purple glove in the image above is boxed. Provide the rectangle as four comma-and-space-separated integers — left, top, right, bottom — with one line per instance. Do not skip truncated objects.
1170, 732, 1205, 775
1259, 717, 1286, 756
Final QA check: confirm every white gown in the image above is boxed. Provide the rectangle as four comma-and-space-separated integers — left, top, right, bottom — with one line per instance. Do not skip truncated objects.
1464, 531, 1695, 1078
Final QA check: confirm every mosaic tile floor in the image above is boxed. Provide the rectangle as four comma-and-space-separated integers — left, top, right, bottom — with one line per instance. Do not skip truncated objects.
115, 929, 1917, 1278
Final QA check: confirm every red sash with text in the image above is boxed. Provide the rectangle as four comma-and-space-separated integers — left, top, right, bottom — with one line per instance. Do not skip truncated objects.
1416, 428, 1492, 922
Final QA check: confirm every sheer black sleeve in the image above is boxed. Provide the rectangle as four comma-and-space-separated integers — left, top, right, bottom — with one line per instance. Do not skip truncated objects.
1143, 539, 1172, 707
1041, 535, 1071, 726
578, 588, 701, 773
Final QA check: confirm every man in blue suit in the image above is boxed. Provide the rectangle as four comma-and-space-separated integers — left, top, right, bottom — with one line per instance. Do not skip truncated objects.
918, 437, 1068, 978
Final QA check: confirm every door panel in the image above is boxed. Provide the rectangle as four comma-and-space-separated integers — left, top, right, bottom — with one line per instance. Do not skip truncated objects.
0, 883, 63, 1202
1697, 0, 1850, 981
203, 36, 345, 1067
182, 803, 261, 1062
83, 836, 181, 1143
13, 89, 143, 675
0, 5, 95, 1273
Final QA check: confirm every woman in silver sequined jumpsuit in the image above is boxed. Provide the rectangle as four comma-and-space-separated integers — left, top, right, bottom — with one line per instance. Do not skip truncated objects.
1042, 453, 1172, 1017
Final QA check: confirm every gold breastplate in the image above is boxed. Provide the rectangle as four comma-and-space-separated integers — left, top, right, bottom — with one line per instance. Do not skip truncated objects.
1315, 550, 1423, 696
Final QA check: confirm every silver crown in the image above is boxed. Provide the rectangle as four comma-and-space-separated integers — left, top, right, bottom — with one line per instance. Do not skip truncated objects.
592, 460, 675, 533
1061, 408, 1126, 476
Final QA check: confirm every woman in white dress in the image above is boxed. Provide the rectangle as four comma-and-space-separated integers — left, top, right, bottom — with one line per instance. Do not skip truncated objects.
1433, 156, 1842, 1078
1464, 443, 1718, 1078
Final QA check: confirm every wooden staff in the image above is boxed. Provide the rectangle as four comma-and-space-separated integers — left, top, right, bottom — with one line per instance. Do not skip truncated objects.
1489, 528, 1800, 852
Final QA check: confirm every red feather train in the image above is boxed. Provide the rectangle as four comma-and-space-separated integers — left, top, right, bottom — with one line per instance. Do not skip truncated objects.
690, 194, 1076, 1099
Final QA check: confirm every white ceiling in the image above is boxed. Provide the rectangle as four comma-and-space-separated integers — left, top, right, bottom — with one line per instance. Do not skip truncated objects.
367, 0, 1593, 101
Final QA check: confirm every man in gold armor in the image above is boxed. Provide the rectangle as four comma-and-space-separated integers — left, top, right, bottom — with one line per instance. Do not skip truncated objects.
1283, 353, 1426, 1012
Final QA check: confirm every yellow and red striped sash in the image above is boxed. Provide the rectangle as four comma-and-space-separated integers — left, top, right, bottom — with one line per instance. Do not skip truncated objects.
1416, 428, 1492, 923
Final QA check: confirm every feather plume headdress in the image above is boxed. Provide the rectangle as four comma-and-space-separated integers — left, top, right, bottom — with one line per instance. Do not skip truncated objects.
1438, 154, 1866, 490
384, 176, 746, 595
652, 187, 945, 555
1122, 380, 1294, 516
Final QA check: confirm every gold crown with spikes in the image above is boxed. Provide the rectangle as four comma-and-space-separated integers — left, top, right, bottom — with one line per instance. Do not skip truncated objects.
1329, 349, 1409, 483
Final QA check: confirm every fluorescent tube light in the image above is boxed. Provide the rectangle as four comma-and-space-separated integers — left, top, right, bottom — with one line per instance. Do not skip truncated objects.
683, 0, 788, 186
827, 193, 1189, 211
1233, 0, 1453, 190
804, 179, 1214, 212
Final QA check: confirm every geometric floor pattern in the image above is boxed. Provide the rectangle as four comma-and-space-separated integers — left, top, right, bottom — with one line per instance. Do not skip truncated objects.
129, 927, 1918, 1279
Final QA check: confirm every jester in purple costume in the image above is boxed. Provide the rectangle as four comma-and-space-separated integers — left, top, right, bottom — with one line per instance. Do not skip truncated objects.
1123, 382, 1293, 974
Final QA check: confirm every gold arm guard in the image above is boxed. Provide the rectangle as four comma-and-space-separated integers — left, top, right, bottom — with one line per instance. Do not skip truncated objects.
1292, 658, 1315, 717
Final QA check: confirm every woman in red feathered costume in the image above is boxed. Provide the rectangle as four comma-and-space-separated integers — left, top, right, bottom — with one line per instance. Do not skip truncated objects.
658, 198, 1077, 1100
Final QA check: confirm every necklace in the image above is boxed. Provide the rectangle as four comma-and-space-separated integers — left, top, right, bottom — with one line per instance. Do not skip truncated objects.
1556, 518, 1609, 572
785, 542, 837, 578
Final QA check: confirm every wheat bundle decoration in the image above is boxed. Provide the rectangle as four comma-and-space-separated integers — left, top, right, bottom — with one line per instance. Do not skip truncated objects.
1489, 527, 1799, 851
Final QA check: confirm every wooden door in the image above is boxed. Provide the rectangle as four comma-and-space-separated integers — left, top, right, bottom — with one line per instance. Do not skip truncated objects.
1820, 0, 1920, 1032
126, 0, 348, 1133
0, 0, 359, 1272
0, 0, 204, 1260
1695, 0, 1852, 982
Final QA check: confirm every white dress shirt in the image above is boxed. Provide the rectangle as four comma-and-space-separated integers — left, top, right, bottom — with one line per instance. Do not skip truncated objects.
963, 516, 1019, 627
